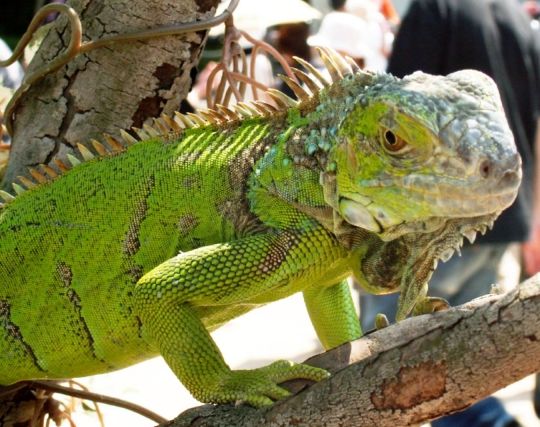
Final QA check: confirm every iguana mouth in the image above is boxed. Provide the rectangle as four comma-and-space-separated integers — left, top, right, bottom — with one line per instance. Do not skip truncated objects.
339, 197, 385, 233
338, 193, 503, 240
339, 160, 519, 233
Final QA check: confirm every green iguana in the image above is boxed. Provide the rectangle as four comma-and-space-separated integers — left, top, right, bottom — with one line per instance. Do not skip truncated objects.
0, 49, 521, 407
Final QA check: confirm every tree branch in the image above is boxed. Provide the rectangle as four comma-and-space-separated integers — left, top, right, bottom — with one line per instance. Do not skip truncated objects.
165, 274, 540, 427
2, 0, 219, 190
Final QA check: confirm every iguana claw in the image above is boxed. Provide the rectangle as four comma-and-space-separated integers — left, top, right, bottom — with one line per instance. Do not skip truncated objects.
412, 297, 450, 316
375, 313, 390, 329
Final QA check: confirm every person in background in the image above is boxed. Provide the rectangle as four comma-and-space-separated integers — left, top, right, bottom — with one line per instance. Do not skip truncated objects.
329, 0, 347, 11
523, 0, 540, 25
271, 22, 312, 98
307, 11, 373, 70
360, 0, 540, 426
308, 0, 393, 72
378, 0, 400, 27
345, 0, 394, 70
273, 22, 311, 68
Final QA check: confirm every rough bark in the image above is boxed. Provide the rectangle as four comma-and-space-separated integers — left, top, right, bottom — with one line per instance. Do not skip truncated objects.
1, 0, 219, 189
165, 274, 540, 427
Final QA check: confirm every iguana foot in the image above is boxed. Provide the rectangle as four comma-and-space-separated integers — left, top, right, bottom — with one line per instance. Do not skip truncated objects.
412, 296, 450, 316
199, 360, 329, 407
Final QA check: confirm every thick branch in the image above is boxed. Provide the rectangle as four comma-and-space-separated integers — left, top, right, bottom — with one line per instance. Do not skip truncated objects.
166, 274, 540, 427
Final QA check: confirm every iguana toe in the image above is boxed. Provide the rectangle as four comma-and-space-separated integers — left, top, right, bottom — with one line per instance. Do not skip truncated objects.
200, 361, 329, 407
413, 296, 450, 316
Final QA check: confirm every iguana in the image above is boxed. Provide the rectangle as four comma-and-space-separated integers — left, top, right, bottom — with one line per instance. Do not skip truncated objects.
0, 48, 521, 407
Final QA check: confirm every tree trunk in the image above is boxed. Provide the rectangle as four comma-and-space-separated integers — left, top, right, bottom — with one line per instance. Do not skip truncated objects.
165, 274, 540, 427
1, 0, 219, 190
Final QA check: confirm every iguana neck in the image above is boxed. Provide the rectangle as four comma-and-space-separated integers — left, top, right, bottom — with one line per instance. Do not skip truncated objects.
244, 72, 380, 234
246, 106, 345, 233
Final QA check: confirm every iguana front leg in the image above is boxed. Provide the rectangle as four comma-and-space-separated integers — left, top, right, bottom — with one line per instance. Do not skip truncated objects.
134, 227, 347, 406
137, 300, 325, 406
303, 280, 362, 349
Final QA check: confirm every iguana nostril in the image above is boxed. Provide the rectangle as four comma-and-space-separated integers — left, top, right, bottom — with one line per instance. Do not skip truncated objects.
479, 152, 521, 181
479, 160, 492, 178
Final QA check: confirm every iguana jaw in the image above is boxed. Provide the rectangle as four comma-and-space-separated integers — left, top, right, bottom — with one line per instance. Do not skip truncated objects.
337, 169, 519, 235
338, 192, 502, 240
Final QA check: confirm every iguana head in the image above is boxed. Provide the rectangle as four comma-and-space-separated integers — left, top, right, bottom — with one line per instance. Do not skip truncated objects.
321, 68, 521, 240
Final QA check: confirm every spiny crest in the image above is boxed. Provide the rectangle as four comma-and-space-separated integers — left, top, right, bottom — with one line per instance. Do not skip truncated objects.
0, 47, 359, 207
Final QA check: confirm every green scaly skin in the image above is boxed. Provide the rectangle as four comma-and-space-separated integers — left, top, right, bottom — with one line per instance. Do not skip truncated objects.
0, 56, 521, 406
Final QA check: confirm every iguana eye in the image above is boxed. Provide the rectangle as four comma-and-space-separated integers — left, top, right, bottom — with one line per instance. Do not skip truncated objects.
382, 129, 407, 153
